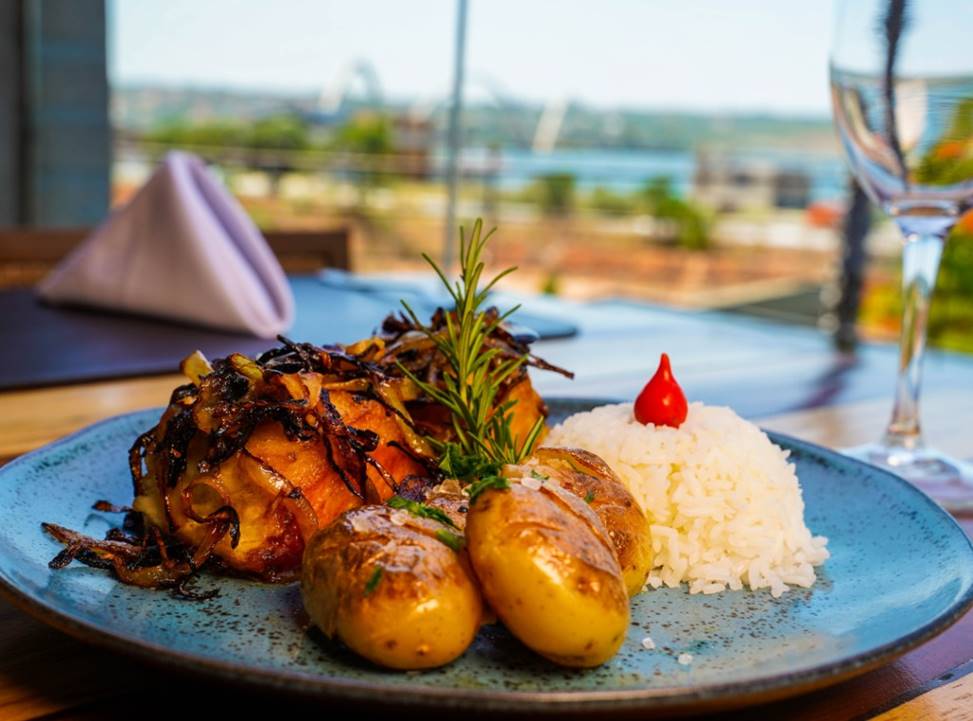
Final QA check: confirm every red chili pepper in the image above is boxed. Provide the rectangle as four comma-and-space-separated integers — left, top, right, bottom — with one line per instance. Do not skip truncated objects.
634, 353, 688, 428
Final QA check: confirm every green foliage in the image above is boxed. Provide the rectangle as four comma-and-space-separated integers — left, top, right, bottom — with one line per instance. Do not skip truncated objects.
909, 98, 973, 353
929, 223, 973, 352
533, 173, 576, 216
639, 176, 711, 251
587, 185, 637, 216
248, 115, 310, 151
146, 114, 310, 151
331, 113, 394, 156
331, 113, 396, 196
863, 223, 973, 354
540, 272, 560, 296
916, 98, 973, 187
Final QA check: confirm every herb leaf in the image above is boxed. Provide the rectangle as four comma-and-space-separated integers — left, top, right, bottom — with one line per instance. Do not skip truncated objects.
396, 220, 542, 481
435, 529, 466, 552
584, 489, 596, 504
466, 475, 510, 503
530, 469, 549, 481
387, 496, 457, 528
363, 566, 383, 597
438, 442, 502, 482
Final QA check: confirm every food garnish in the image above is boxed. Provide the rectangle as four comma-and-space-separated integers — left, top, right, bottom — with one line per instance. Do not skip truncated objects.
386, 495, 457, 528
434, 528, 466, 552
363, 566, 383, 597
45, 218, 671, 672
633, 352, 688, 428
397, 219, 548, 483
42, 219, 570, 593
465, 474, 510, 503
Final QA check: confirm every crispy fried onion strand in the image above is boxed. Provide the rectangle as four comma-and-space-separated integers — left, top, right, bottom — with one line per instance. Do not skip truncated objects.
42, 309, 568, 595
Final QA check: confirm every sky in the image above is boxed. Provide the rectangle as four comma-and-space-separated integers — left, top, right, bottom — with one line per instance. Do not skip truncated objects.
110, 0, 838, 116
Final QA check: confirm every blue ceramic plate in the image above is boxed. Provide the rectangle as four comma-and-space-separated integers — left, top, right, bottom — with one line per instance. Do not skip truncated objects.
0, 400, 971, 715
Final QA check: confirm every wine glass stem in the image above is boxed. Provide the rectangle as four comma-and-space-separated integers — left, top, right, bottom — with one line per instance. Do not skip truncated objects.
883, 232, 945, 450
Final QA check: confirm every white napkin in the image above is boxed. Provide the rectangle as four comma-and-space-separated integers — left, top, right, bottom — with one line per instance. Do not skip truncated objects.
38, 151, 294, 338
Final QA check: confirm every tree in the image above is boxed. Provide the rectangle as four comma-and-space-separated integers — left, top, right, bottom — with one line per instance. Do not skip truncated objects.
331, 113, 396, 205
588, 186, 636, 216
639, 176, 711, 250
144, 114, 313, 194
247, 115, 311, 194
533, 173, 576, 216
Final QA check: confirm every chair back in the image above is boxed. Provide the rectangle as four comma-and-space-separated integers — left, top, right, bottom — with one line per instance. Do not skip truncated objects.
0, 227, 351, 287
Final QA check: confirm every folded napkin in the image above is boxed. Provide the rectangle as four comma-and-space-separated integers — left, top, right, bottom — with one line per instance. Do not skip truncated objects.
38, 151, 294, 338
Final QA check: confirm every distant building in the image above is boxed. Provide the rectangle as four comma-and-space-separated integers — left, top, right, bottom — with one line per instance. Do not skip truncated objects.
392, 114, 433, 180
693, 152, 811, 212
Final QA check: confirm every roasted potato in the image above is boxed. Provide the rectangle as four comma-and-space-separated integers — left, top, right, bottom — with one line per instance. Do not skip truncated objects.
301, 504, 483, 670
465, 478, 629, 667
528, 447, 653, 596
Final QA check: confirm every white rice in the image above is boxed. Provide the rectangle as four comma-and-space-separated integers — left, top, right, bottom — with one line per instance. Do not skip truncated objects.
544, 402, 829, 597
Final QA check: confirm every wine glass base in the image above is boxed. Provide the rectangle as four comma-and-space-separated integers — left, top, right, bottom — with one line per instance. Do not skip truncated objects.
843, 443, 973, 512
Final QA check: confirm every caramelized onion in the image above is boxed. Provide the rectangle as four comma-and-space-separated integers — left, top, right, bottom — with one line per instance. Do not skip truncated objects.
45, 307, 565, 593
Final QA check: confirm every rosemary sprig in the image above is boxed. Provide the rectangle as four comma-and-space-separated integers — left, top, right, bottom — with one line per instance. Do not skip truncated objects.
397, 219, 545, 482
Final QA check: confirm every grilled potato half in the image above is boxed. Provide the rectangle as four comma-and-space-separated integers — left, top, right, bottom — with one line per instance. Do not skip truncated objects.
301, 504, 483, 670
465, 478, 629, 667
529, 447, 652, 596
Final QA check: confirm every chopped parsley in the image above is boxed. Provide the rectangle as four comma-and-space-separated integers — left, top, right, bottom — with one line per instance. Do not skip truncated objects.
363, 566, 383, 597
530, 469, 549, 481
466, 475, 510, 503
435, 529, 466, 552
387, 495, 457, 528
584, 489, 596, 504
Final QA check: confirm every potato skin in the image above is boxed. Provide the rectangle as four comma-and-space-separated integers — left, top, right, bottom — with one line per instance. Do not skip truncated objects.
532, 447, 653, 596
466, 481, 629, 667
301, 505, 482, 670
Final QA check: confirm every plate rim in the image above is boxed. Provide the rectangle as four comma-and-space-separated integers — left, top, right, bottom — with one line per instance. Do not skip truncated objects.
1, 402, 972, 713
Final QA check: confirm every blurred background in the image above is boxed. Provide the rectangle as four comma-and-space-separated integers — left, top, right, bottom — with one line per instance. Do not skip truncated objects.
2, 0, 971, 352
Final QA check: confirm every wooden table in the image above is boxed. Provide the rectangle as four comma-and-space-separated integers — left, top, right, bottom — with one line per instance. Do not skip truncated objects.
1, 296, 971, 721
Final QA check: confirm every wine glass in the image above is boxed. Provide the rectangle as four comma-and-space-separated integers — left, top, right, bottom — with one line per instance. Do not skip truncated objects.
830, 0, 973, 509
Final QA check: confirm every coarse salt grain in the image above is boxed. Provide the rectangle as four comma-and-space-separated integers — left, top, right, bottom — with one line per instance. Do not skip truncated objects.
677, 653, 693, 665
389, 510, 409, 526
641, 636, 655, 650
520, 475, 543, 491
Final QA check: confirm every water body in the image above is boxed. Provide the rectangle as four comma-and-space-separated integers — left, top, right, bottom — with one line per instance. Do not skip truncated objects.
456, 146, 849, 202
